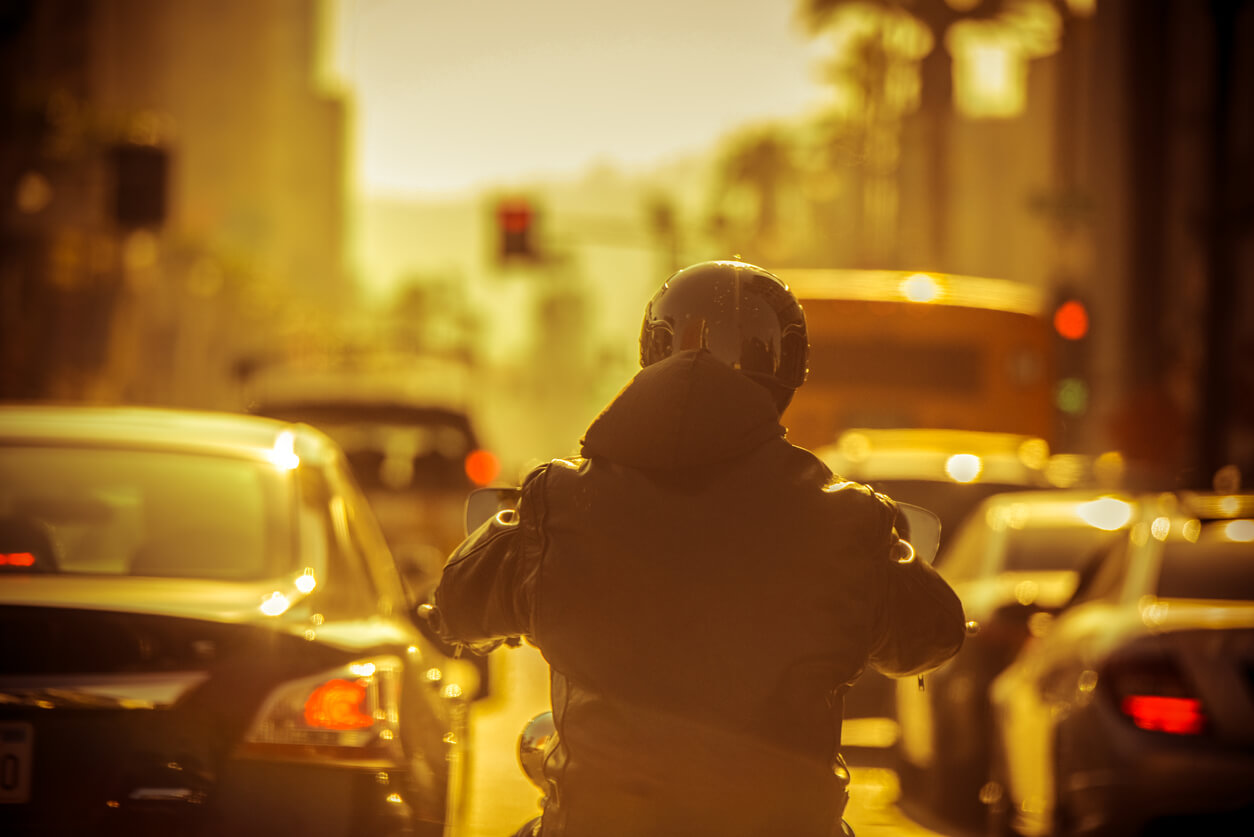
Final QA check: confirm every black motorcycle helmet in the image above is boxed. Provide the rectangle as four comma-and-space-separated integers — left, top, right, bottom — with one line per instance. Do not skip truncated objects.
639, 260, 808, 412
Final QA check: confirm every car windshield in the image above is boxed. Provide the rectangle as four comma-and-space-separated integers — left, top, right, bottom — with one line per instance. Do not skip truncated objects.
0, 445, 293, 580
1157, 539, 1254, 601
1003, 524, 1122, 572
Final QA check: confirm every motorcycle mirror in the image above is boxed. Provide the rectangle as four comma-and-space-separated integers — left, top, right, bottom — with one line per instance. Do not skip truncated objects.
897, 502, 941, 564
517, 710, 556, 791
464, 486, 521, 536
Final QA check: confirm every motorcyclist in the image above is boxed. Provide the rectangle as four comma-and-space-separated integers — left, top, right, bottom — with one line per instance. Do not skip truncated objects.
431, 260, 966, 837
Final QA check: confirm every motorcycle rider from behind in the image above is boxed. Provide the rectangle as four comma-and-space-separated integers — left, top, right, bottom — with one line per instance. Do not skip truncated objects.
431, 260, 966, 837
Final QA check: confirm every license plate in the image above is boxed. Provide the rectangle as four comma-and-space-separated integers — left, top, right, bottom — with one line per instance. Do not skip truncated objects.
0, 722, 32, 803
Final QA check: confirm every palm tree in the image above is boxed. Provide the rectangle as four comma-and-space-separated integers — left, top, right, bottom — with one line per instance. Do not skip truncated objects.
799, 1, 1079, 265
710, 127, 799, 262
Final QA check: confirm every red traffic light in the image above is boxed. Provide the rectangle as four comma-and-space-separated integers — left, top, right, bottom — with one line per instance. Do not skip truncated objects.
496, 197, 538, 260
1053, 299, 1089, 340
497, 199, 532, 234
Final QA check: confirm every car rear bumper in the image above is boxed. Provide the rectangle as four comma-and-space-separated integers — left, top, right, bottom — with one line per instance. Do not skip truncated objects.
0, 757, 444, 837
1060, 706, 1254, 833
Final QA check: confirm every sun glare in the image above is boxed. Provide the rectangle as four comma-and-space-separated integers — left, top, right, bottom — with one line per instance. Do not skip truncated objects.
945, 454, 983, 483
1077, 497, 1133, 531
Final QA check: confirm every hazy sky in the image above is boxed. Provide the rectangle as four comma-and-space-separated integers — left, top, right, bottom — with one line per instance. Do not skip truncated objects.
330, 0, 832, 197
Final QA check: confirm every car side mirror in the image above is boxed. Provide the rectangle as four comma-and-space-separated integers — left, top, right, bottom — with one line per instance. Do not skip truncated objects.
897, 502, 941, 565
464, 486, 522, 535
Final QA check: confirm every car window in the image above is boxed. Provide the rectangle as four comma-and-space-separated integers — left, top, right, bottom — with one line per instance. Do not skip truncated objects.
1157, 539, 1254, 601
0, 445, 291, 579
1070, 535, 1131, 605
1002, 524, 1122, 572
327, 457, 410, 616
297, 465, 378, 615
341, 424, 472, 491
937, 509, 991, 581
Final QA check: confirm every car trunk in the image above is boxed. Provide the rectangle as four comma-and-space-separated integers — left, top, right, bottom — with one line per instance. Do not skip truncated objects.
0, 602, 344, 835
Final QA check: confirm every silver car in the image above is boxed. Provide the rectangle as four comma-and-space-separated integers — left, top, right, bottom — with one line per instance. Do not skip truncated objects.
0, 405, 477, 836
986, 491, 1254, 835
894, 488, 1135, 826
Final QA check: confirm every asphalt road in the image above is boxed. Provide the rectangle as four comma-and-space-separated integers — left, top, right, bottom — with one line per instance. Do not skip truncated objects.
454, 644, 976, 837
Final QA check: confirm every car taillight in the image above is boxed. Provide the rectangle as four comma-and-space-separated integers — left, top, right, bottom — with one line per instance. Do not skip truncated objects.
1120, 695, 1205, 735
304, 678, 374, 730
464, 449, 500, 486
237, 656, 403, 763
0, 552, 35, 566
1104, 655, 1206, 735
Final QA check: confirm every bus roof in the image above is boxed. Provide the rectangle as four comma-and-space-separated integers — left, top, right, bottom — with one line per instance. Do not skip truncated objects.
774, 269, 1047, 317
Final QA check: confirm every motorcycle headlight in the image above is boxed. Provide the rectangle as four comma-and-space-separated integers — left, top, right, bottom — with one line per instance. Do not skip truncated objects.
236, 655, 403, 765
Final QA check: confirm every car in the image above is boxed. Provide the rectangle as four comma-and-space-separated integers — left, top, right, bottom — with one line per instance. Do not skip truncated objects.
815, 429, 1066, 550
812, 428, 1060, 747
0, 404, 478, 836
986, 491, 1254, 835
893, 488, 1136, 824
249, 392, 499, 595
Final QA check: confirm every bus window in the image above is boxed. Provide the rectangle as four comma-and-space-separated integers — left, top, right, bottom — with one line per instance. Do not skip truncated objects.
776, 270, 1055, 451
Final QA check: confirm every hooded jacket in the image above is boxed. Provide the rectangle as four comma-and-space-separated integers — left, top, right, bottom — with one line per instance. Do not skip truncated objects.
434, 350, 964, 837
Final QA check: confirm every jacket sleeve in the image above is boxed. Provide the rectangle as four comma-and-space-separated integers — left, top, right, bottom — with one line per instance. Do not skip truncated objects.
429, 466, 547, 652
867, 503, 967, 678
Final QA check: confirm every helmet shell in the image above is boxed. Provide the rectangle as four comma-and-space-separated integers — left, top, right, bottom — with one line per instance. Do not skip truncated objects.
639, 260, 808, 391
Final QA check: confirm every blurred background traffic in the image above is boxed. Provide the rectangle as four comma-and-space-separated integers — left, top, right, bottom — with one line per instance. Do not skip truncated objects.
3, 1, 1253, 835
2, 0, 1251, 490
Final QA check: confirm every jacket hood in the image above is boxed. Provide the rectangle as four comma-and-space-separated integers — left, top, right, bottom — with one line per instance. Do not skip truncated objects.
580, 349, 784, 470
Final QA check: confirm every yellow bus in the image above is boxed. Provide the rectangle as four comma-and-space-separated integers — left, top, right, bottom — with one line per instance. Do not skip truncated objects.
776, 270, 1056, 453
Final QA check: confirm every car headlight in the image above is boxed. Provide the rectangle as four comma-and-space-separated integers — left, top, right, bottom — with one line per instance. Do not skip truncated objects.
236, 655, 404, 764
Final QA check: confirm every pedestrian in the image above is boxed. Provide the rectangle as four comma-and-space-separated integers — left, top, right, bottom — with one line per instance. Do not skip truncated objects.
430, 260, 966, 837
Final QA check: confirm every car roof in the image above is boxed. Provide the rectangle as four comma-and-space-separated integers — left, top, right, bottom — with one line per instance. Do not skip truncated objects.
1120, 490, 1254, 546
815, 428, 1053, 485
252, 399, 476, 432
974, 488, 1139, 529
1171, 490, 1254, 522
0, 403, 337, 465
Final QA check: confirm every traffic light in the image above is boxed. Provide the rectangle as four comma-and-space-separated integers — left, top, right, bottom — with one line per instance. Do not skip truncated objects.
1053, 298, 1089, 341
1052, 293, 1091, 418
496, 197, 539, 262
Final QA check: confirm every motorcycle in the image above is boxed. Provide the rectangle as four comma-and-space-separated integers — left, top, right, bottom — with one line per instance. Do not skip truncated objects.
459, 487, 943, 837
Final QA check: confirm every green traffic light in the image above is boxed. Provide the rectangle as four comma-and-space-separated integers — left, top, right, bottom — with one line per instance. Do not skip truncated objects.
1056, 377, 1089, 415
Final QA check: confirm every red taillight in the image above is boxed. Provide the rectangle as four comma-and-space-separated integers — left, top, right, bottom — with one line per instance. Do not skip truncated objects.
303, 678, 373, 730
0, 552, 36, 567
239, 656, 402, 764
1120, 695, 1206, 735
465, 449, 500, 487
1106, 655, 1206, 735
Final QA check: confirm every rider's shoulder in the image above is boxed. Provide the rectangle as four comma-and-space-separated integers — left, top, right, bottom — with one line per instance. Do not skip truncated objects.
819, 475, 893, 507
520, 456, 590, 487
787, 445, 895, 510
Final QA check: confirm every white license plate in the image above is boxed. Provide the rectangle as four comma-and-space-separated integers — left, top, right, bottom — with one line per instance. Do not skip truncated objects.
0, 722, 32, 803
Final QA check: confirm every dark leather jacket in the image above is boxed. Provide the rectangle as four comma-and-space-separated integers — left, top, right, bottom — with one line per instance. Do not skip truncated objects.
434, 350, 964, 837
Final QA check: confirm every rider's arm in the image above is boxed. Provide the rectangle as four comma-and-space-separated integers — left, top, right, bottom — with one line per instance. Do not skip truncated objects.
429, 466, 548, 651
867, 508, 966, 678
